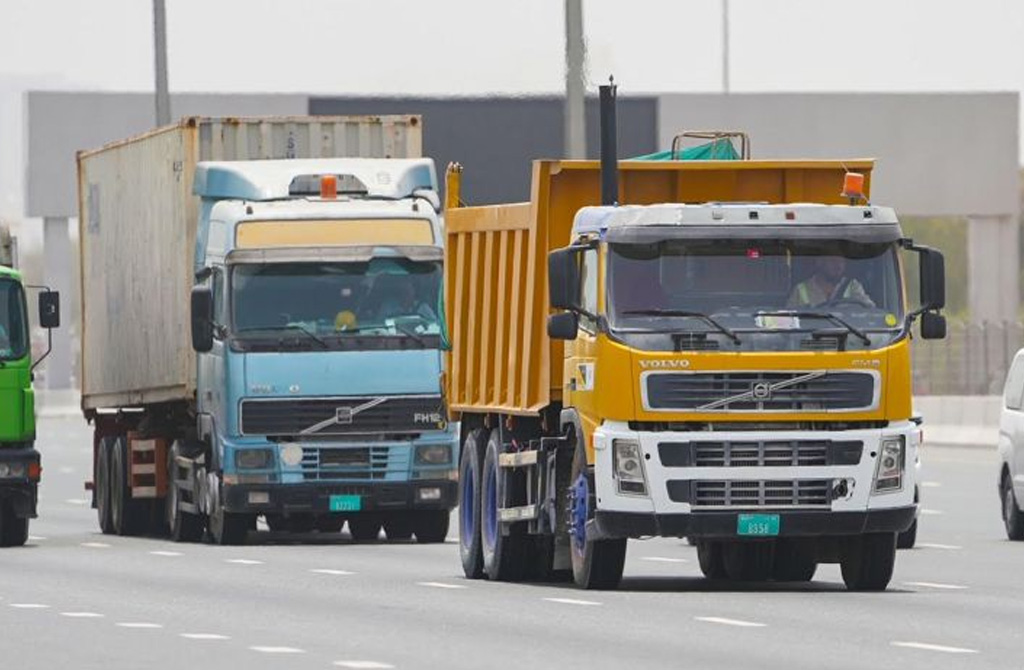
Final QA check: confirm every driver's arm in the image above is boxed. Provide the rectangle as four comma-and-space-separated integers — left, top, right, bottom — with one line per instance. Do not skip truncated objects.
845, 279, 875, 307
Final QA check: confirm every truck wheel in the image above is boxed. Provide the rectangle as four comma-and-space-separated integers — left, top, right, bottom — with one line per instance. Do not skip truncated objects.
166, 441, 204, 543
771, 539, 817, 582
568, 440, 626, 590
384, 516, 414, 541
413, 510, 450, 544
208, 506, 255, 546
110, 436, 146, 536
348, 516, 382, 541
458, 428, 486, 578
896, 519, 918, 549
722, 542, 774, 581
0, 501, 28, 547
480, 429, 528, 581
696, 541, 727, 579
1001, 473, 1024, 541
841, 533, 896, 591
95, 436, 115, 535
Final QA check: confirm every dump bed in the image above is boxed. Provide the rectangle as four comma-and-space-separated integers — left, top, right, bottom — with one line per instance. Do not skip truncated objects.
444, 158, 875, 416
78, 115, 422, 411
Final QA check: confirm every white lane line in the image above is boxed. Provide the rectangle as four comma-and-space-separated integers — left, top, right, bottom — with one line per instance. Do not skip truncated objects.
920, 508, 944, 516
543, 597, 601, 606
334, 662, 395, 669
904, 581, 968, 590
417, 581, 467, 589
695, 616, 767, 628
181, 633, 230, 640
920, 481, 943, 488
891, 641, 978, 654
149, 551, 183, 557
60, 612, 104, 618
65, 498, 90, 506
58, 466, 75, 474
249, 646, 305, 654
80, 542, 111, 549
9, 603, 49, 609
116, 622, 163, 629
917, 542, 963, 550
28, 536, 46, 541
310, 569, 355, 576
224, 559, 263, 565
641, 556, 689, 563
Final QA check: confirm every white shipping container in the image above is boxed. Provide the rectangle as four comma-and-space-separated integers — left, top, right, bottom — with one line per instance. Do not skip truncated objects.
77, 115, 423, 411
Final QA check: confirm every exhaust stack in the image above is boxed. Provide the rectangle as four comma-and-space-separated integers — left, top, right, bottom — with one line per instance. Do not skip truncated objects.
599, 80, 619, 206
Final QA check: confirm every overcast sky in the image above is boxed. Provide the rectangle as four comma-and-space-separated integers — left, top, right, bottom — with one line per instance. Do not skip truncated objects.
1, 0, 1023, 220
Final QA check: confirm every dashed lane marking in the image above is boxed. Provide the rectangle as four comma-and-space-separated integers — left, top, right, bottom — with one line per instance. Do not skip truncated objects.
58, 466, 75, 474
334, 662, 395, 669
116, 623, 163, 629
65, 498, 90, 506
250, 646, 305, 654
60, 612, 104, 618
28, 536, 46, 541
920, 481, 943, 488
310, 569, 355, 576
920, 509, 944, 516
224, 559, 263, 565
80, 542, 111, 549
181, 633, 230, 640
149, 551, 184, 557
9, 603, 49, 609
903, 581, 968, 590
917, 543, 963, 550
543, 597, 601, 606
695, 616, 767, 628
641, 556, 690, 563
891, 641, 978, 654
417, 581, 467, 589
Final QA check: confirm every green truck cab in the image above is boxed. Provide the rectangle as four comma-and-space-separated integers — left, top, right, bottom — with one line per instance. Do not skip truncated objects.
0, 233, 60, 547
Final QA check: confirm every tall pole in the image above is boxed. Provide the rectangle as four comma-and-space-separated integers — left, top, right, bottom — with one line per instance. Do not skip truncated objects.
153, 0, 171, 126
564, 0, 586, 159
721, 0, 731, 94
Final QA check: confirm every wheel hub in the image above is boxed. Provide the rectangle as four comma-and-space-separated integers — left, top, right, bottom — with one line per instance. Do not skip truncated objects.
568, 473, 589, 553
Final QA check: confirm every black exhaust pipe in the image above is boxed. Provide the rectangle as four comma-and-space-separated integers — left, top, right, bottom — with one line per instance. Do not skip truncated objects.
599, 80, 618, 206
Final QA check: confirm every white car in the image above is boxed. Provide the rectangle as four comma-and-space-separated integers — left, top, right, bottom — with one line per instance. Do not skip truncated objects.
998, 349, 1024, 540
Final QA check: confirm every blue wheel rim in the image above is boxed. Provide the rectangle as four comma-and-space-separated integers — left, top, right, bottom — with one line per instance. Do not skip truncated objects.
460, 457, 475, 546
483, 457, 498, 549
569, 472, 589, 554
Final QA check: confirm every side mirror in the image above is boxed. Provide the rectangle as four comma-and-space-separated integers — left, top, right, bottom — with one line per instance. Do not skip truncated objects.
920, 311, 946, 340
547, 311, 579, 341
38, 291, 60, 329
548, 248, 581, 310
919, 247, 946, 311
191, 286, 214, 353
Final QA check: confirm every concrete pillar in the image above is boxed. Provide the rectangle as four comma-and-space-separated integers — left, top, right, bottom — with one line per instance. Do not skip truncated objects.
42, 216, 72, 390
967, 214, 1019, 323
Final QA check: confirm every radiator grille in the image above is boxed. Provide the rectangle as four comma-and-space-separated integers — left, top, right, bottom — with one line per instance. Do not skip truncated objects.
670, 479, 833, 508
644, 371, 875, 412
657, 440, 863, 468
240, 395, 445, 437
301, 446, 390, 481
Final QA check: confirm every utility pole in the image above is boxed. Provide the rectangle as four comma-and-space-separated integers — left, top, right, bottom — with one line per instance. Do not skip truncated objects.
722, 0, 731, 94
564, 0, 586, 159
153, 0, 171, 126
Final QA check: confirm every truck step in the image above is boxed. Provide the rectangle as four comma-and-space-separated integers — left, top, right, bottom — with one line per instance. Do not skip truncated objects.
498, 450, 539, 468
499, 504, 539, 523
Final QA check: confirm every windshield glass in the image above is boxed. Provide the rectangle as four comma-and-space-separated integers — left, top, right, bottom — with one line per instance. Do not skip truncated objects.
231, 258, 443, 351
0, 279, 29, 361
607, 238, 903, 352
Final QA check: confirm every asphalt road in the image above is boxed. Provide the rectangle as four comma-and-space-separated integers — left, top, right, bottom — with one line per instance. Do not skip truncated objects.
2, 414, 1022, 670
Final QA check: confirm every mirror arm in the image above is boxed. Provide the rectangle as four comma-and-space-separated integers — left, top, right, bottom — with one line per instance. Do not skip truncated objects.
31, 326, 53, 372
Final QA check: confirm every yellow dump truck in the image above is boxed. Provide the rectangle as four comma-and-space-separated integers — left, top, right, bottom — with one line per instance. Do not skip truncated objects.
444, 87, 946, 591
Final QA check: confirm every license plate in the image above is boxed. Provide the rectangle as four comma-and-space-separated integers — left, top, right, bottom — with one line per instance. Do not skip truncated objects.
329, 495, 362, 512
737, 513, 780, 536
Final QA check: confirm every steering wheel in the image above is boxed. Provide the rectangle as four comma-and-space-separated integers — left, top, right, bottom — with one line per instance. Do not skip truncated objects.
819, 297, 874, 309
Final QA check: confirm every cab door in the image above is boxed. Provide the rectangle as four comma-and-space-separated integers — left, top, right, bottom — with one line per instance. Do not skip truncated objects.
564, 245, 601, 462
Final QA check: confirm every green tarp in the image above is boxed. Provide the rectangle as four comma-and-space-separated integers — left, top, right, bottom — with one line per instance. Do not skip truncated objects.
631, 139, 740, 161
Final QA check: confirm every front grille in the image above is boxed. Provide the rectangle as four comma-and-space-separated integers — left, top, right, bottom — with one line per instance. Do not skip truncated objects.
301, 446, 390, 481
240, 395, 445, 437
667, 479, 832, 508
644, 371, 875, 412
658, 440, 863, 467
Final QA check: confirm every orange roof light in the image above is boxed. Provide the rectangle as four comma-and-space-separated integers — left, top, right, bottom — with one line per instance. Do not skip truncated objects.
841, 172, 865, 203
320, 174, 338, 199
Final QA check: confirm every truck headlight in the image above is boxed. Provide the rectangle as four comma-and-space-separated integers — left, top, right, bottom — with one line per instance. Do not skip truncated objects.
873, 437, 905, 494
613, 439, 648, 495
235, 449, 274, 470
279, 443, 304, 467
415, 445, 451, 465
0, 463, 26, 479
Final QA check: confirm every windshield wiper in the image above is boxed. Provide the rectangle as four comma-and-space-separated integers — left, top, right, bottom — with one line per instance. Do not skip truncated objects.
234, 325, 328, 349
392, 322, 429, 347
622, 309, 741, 345
757, 310, 872, 347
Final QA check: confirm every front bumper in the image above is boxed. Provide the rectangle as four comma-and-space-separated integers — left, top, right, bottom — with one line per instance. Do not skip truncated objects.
222, 479, 457, 514
590, 506, 916, 540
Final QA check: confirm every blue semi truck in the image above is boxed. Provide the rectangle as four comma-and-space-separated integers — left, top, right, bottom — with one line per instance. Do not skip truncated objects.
78, 117, 457, 544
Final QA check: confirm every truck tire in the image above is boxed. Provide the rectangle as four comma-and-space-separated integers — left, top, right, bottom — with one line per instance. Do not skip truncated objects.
413, 510, 450, 544
0, 501, 28, 547
568, 440, 626, 590
771, 539, 817, 582
95, 436, 115, 535
480, 429, 528, 581
696, 541, 727, 579
458, 428, 486, 578
348, 515, 382, 541
208, 506, 255, 546
384, 516, 414, 541
722, 542, 774, 582
841, 533, 896, 591
110, 436, 146, 536
896, 519, 918, 549
166, 441, 204, 543
1001, 473, 1024, 541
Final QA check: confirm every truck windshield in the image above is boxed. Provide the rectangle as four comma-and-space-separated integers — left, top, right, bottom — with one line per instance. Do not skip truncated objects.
607, 238, 904, 352
0, 279, 29, 361
231, 258, 443, 351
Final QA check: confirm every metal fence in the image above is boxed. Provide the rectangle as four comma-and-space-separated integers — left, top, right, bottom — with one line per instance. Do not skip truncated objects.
912, 321, 1023, 395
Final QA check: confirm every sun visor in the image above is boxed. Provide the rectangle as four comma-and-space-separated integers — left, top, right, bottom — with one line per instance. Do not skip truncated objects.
604, 223, 903, 245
